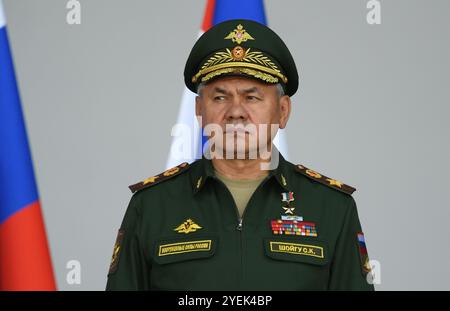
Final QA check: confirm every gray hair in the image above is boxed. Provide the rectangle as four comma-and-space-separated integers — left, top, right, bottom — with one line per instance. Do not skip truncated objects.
275, 83, 285, 98
197, 82, 285, 98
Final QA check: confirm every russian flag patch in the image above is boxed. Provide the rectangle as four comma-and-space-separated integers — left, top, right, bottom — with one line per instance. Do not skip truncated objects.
357, 232, 371, 274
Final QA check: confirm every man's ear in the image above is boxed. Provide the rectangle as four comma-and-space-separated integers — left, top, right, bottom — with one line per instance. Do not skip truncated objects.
195, 96, 203, 127
195, 96, 202, 116
278, 95, 291, 129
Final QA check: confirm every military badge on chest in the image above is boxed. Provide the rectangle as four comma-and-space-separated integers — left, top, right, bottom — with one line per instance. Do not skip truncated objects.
270, 191, 318, 237
174, 218, 202, 234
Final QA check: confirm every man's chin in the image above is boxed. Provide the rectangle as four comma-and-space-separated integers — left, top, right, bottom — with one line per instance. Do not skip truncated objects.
218, 148, 259, 160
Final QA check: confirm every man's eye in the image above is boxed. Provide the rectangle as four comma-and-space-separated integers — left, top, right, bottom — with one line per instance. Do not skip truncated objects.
214, 96, 226, 101
247, 96, 259, 101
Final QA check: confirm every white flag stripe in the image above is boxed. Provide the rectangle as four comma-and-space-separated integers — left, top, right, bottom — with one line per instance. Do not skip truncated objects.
165, 87, 200, 169
273, 129, 289, 160
0, 1, 6, 29
166, 31, 205, 169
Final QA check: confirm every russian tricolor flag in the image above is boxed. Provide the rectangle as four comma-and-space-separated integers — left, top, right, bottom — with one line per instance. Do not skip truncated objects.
0, 1, 56, 290
166, 0, 289, 168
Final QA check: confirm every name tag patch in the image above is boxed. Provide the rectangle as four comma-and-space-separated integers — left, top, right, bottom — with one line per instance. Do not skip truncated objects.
158, 240, 212, 256
269, 241, 324, 258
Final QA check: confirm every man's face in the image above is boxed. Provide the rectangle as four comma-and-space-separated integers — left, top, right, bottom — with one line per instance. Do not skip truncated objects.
195, 76, 291, 159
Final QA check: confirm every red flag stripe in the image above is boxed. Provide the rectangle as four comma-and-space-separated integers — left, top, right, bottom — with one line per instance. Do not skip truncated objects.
201, 0, 215, 32
0, 201, 56, 290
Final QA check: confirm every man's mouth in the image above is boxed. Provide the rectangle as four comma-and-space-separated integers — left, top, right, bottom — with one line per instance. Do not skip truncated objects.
225, 124, 251, 134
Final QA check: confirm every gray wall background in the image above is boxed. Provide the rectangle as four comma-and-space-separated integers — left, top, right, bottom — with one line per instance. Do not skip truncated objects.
3, 0, 449, 290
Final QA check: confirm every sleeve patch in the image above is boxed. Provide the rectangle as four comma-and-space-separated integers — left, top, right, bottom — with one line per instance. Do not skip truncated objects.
108, 229, 125, 275
357, 232, 372, 275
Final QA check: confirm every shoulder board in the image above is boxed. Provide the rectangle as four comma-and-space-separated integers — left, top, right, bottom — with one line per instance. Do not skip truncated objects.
128, 162, 190, 194
295, 164, 356, 195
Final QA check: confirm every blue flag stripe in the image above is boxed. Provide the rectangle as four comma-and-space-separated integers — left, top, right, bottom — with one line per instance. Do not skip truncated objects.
213, 0, 267, 25
0, 25, 39, 224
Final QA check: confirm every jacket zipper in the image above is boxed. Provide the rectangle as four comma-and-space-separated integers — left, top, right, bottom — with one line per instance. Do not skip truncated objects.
214, 175, 271, 288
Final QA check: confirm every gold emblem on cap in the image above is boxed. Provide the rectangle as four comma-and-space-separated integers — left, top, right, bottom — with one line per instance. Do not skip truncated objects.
231, 46, 246, 60
192, 47, 287, 84
224, 24, 255, 44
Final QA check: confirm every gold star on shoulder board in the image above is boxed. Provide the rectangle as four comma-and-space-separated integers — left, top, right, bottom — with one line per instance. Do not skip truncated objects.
174, 218, 203, 234
295, 164, 356, 195
326, 178, 343, 188
143, 175, 159, 185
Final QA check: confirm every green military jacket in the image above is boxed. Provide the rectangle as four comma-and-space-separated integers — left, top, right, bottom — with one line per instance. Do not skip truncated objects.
106, 155, 374, 291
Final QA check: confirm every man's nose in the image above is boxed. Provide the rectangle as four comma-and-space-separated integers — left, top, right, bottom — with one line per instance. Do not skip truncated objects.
225, 98, 248, 121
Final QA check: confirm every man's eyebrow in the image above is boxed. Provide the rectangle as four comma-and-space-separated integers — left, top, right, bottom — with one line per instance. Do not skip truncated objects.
212, 87, 229, 95
239, 87, 262, 95
211, 86, 262, 96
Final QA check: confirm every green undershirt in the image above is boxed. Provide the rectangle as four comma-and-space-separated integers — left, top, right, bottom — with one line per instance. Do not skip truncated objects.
214, 170, 268, 218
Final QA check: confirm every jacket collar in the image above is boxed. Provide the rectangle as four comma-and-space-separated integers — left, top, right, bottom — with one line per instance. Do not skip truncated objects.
191, 151, 291, 195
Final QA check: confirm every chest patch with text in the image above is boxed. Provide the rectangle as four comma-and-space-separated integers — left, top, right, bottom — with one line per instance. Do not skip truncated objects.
158, 240, 212, 256
269, 241, 324, 258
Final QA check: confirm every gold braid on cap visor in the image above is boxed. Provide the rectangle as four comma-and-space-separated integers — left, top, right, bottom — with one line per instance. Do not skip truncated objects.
191, 47, 288, 84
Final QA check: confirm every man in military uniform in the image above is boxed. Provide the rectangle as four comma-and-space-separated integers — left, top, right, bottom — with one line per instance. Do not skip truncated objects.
106, 19, 374, 291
